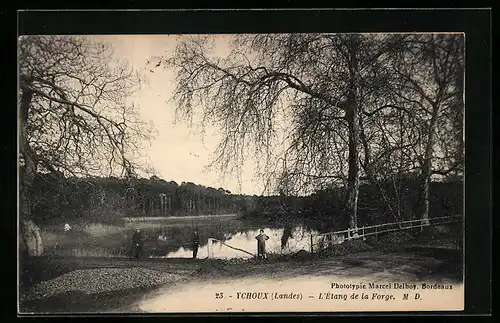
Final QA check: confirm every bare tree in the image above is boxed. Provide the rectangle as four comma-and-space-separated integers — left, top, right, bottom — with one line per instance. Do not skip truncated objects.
358, 53, 424, 226
386, 34, 465, 224
19, 36, 151, 256
154, 33, 407, 230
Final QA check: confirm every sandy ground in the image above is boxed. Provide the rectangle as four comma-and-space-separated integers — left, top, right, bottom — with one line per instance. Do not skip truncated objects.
135, 275, 463, 313
126, 248, 463, 313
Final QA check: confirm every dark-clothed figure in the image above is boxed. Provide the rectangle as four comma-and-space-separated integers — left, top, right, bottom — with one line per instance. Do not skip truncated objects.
132, 228, 144, 259
255, 229, 270, 259
192, 230, 200, 259
281, 226, 293, 250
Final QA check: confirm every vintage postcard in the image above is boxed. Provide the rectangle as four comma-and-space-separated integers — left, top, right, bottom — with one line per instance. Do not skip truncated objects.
18, 27, 467, 313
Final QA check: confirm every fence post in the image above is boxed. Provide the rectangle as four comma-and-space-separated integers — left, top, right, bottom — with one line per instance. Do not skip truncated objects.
310, 233, 314, 253
375, 226, 378, 239
207, 238, 211, 259
362, 227, 366, 241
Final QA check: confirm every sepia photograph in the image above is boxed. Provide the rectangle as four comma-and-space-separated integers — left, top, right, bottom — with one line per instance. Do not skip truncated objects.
18, 29, 467, 313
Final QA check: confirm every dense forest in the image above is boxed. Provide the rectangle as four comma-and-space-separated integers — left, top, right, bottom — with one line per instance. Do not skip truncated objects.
243, 175, 462, 231
31, 172, 462, 229
31, 174, 237, 224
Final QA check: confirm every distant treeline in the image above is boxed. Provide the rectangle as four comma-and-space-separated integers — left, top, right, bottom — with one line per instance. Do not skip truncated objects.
32, 174, 240, 223
31, 173, 462, 228
240, 176, 463, 231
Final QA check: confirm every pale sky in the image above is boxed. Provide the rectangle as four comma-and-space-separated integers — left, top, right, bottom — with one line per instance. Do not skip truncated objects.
95, 35, 264, 195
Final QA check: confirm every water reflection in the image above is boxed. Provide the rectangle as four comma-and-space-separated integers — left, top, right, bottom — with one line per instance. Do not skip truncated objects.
122, 215, 337, 259
162, 227, 319, 259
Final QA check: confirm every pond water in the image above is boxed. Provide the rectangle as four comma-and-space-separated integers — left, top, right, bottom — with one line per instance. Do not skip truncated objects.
121, 215, 342, 259
164, 227, 317, 259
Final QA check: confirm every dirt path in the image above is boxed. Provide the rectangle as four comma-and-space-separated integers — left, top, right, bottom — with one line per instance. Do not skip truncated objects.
128, 248, 463, 313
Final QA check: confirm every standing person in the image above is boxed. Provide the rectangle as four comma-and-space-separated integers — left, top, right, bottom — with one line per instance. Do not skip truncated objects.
255, 229, 270, 259
63, 223, 71, 235
281, 225, 293, 250
132, 228, 144, 259
192, 229, 200, 259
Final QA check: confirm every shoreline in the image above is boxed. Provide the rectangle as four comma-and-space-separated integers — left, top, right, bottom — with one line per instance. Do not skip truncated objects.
123, 214, 239, 222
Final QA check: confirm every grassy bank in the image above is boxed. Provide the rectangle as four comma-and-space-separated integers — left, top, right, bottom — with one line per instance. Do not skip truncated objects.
21, 285, 161, 313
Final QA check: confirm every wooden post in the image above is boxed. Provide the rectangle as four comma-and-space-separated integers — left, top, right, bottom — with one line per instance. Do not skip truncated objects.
310, 233, 314, 253
207, 238, 211, 259
362, 227, 366, 241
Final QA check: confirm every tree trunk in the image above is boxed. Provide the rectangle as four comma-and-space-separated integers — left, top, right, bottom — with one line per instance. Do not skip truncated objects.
360, 117, 402, 228
346, 110, 360, 230
417, 170, 431, 226
20, 218, 43, 257
417, 104, 440, 225
19, 83, 44, 257
345, 35, 361, 230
